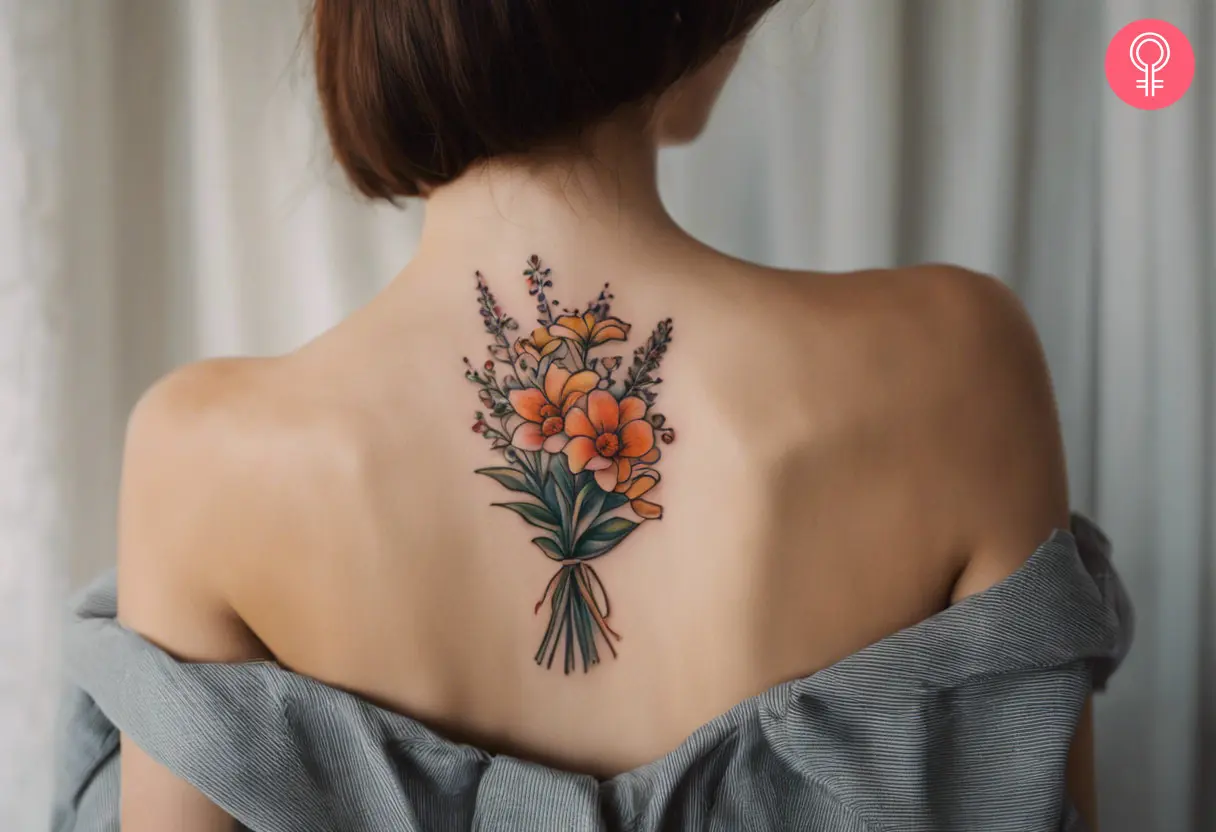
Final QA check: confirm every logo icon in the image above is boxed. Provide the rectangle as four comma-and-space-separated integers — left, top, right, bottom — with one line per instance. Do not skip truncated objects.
1131, 32, 1169, 97
1106, 19, 1195, 110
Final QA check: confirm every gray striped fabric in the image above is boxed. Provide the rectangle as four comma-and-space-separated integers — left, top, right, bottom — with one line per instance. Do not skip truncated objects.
50, 514, 1131, 832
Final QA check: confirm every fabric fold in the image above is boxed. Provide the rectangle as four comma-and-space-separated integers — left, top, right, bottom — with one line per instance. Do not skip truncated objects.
51, 513, 1130, 832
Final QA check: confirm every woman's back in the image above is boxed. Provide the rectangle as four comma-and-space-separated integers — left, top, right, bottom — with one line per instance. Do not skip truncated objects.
56, 2, 1131, 829
119, 232, 1069, 778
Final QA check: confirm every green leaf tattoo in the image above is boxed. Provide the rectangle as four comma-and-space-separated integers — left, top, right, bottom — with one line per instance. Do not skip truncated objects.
475, 467, 539, 496
531, 536, 564, 560
492, 501, 561, 532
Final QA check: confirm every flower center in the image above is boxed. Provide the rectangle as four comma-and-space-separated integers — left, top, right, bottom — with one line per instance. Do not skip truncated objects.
538, 404, 560, 419
595, 433, 620, 458
541, 416, 564, 437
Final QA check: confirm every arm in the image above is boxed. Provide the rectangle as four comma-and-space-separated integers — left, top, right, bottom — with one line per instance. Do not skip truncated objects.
116, 360, 273, 832
928, 268, 1097, 829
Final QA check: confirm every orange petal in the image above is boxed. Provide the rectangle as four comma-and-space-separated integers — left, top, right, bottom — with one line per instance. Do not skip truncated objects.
639, 446, 661, 464
561, 391, 587, 414
590, 325, 628, 345
562, 370, 600, 400
587, 390, 620, 433
532, 327, 555, 346
584, 456, 612, 471
591, 317, 630, 337
583, 312, 597, 332
547, 325, 581, 341
625, 470, 659, 499
594, 463, 618, 492
631, 498, 663, 520
564, 407, 596, 438
553, 315, 590, 338
508, 388, 548, 423
618, 419, 655, 458
511, 422, 545, 451
540, 339, 562, 356
543, 365, 571, 406
564, 437, 598, 472
616, 458, 632, 483
618, 396, 647, 424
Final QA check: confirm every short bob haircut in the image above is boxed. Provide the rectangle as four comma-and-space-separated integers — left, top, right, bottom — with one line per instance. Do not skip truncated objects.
313, 1, 779, 201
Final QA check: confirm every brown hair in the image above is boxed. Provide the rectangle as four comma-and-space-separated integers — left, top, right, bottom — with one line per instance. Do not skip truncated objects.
312, 1, 778, 201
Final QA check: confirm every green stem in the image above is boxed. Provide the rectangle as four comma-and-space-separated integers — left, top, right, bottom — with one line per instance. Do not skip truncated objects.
533, 562, 620, 674
536, 451, 550, 481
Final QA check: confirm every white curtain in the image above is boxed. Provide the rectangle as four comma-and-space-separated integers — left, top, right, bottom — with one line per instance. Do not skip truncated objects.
1, 1, 71, 831
1, 1, 1211, 830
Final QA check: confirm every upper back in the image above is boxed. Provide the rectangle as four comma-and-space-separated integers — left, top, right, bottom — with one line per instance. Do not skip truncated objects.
120, 251, 1068, 777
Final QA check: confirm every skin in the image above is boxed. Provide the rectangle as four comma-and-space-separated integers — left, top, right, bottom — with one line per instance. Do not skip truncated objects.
117, 37, 1097, 832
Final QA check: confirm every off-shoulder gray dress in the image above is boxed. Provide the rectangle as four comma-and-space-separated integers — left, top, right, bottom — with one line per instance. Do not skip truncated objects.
50, 514, 1132, 832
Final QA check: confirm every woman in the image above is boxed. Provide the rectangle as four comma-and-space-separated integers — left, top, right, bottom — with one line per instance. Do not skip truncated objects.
53, 1, 1130, 830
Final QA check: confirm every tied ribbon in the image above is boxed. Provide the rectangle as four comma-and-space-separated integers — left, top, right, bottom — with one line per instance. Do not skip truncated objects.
535, 559, 621, 655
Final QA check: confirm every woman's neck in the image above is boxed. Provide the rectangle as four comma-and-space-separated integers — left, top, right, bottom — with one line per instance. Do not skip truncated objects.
412, 114, 686, 272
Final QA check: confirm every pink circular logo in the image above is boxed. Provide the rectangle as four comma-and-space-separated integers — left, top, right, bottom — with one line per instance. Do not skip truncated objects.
1106, 19, 1195, 110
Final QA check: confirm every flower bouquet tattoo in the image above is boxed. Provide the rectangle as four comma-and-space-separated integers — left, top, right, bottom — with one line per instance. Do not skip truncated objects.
464, 256, 675, 674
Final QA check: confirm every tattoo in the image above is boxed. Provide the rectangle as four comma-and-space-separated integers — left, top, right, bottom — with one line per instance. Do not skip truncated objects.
464, 256, 676, 674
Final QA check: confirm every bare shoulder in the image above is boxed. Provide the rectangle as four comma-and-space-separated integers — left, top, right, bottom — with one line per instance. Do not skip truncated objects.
760, 262, 1057, 399
122, 357, 273, 521
117, 354, 370, 659
124, 356, 310, 496
126, 357, 272, 452
762, 261, 1032, 338
125, 354, 371, 489
116, 359, 284, 832
891, 264, 1070, 546
782, 263, 1071, 594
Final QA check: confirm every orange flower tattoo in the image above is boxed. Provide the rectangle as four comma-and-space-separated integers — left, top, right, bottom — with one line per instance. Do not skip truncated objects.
464, 256, 675, 673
